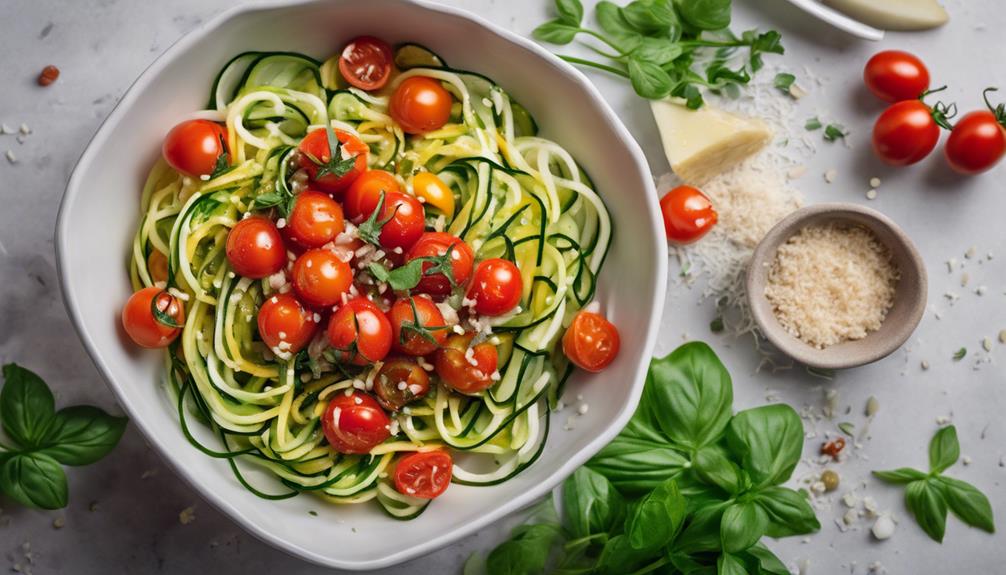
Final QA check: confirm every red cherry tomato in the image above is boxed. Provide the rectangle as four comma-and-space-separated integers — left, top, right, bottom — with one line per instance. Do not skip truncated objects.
122, 287, 185, 348
369, 192, 426, 251
390, 77, 453, 134
291, 249, 354, 308
327, 298, 393, 365
659, 185, 717, 245
467, 258, 522, 316
864, 50, 930, 103
297, 129, 368, 195
562, 311, 620, 373
286, 191, 345, 249
435, 333, 498, 395
257, 294, 318, 354
374, 357, 431, 411
821, 438, 846, 459
226, 217, 287, 279
344, 170, 403, 221
393, 450, 453, 499
322, 391, 390, 454
338, 36, 393, 91
162, 119, 228, 178
944, 107, 1006, 175
405, 232, 474, 299
388, 295, 448, 356
873, 100, 942, 166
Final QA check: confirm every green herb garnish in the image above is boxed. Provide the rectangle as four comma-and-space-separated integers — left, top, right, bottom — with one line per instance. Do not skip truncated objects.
805, 116, 822, 131
773, 72, 796, 93
953, 347, 967, 361
823, 123, 848, 142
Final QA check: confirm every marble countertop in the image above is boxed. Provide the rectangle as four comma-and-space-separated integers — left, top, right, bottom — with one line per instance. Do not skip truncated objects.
1, 0, 1004, 573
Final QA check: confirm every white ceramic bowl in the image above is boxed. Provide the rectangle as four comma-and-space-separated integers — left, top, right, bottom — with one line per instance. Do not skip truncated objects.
56, 0, 666, 569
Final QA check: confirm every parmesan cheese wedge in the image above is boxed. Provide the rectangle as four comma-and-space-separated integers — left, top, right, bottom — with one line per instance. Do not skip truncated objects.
823, 0, 948, 31
650, 98, 772, 185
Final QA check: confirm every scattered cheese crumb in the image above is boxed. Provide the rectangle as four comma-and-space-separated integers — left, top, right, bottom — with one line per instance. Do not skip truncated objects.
869, 177, 882, 188
872, 514, 896, 540
963, 455, 972, 466
577, 403, 589, 415
52, 517, 65, 529
179, 506, 197, 525
824, 169, 837, 183
866, 189, 877, 200
5, 150, 16, 163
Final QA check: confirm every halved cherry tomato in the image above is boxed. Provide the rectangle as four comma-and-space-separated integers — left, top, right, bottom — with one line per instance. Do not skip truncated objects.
374, 357, 431, 411
297, 128, 368, 195
338, 36, 393, 91
390, 76, 452, 134
435, 333, 498, 395
322, 391, 391, 454
405, 232, 474, 299
367, 192, 426, 252
291, 249, 354, 308
562, 311, 620, 373
344, 170, 403, 221
393, 450, 453, 499
327, 297, 393, 365
147, 250, 169, 284
257, 294, 318, 354
226, 217, 287, 279
864, 50, 930, 103
162, 119, 228, 178
944, 94, 1006, 175
467, 258, 522, 316
412, 172, 455, 216
873, 100, 943, 166
659, 185, 717, 245
286, 191, 345, 249
122, 287, 185, 348
388, 295, 448, 356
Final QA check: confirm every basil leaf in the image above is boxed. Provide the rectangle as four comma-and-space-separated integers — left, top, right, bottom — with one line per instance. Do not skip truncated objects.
692, 444, 743, 495
562, 467, 626, 539
675, 501, 728, 554
620, 0, 675, 35
555, 0, 584, 26
872, 467, 928, 484
0, 453, 68, 510
645, 342, 733, 451
929, 425, 960, 474
726, 404, 803, 488
625, 478, 686, 550
38, 406, 128, 466
938, 476, 995, 533
627, 57, 673, 100
595, 534, 654, 575
368, 259, 425, 292
532, 19, 580, 45
720, 500, 768, 553
1, 363, 56, 448
755, 486, 821, 537
742, 542, 790, 575
587, 430, 689, 494
675, 0, 732, 31
905, 479, 948, 542
718, 552, 748, 575
486, 522, 562, 575
596, 1, 637, 39
632, 37, 684, 66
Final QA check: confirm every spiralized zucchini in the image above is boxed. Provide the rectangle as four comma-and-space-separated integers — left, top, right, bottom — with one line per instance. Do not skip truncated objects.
129, 45, 612, 518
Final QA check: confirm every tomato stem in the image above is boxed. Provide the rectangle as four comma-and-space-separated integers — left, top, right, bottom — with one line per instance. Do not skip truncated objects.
983, 87, 1006, 127
920, 86, 957, 131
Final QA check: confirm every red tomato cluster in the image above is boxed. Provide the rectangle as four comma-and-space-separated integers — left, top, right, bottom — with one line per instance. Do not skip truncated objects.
865, 50, 1006, 174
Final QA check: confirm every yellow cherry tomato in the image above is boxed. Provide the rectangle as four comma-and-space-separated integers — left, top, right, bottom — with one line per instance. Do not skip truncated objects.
412, 172, 455, 217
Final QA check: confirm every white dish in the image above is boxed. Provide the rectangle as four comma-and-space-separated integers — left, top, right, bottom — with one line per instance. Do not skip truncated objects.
55, 0, 667, 570
781, 0, 885, 41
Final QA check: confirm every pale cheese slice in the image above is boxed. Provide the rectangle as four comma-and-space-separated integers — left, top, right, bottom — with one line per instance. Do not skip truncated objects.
823, 0, 948, 31
650, 98, 772, 185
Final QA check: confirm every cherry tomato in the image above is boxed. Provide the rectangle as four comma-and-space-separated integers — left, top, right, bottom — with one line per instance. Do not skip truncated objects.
393, 451, 453, 499
435, 333, 498, 395
291, 249, 354, 308
412, 172, 455, 216
945, 109, 1006, 175
374, 357, 431, 411
562, 311, 620, 373
659, 185, 717, 245
257, 294, 318, 354
388, 295, 448, 356
286, 191, 345, 249
322, 391, 390, 454
338, 36, 393, 91
327, 298, 393, 365
821, 438, 846, 459
390, 76, 453, 134
872, 100, 942, 166
467, 258, 522, 316
147, 250, 169, 284
344, 170, 403, 221
297, 128, 368, 195
226, 217, 287, 279
405, 232, 474, 299
369, 192, 426, 252
162, 119, 228, 178
864, 50, 930, 103
122, 287, 185, 348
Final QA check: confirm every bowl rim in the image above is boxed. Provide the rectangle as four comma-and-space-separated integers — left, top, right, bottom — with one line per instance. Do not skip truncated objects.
53, 0, 668, 569
745, 202, 927, 370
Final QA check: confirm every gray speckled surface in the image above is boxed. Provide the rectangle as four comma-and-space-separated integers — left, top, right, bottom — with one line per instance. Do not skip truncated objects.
2, 0, 1005, 573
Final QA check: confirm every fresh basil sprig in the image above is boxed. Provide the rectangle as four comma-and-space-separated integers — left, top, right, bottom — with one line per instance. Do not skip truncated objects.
0, 364, 127, 510
873, 425, 995, 542
532, 0, 783, 106
468, 342, 819, 574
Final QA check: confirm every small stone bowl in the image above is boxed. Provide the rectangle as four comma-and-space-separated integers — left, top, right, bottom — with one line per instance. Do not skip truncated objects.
746, 203, 927, 370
